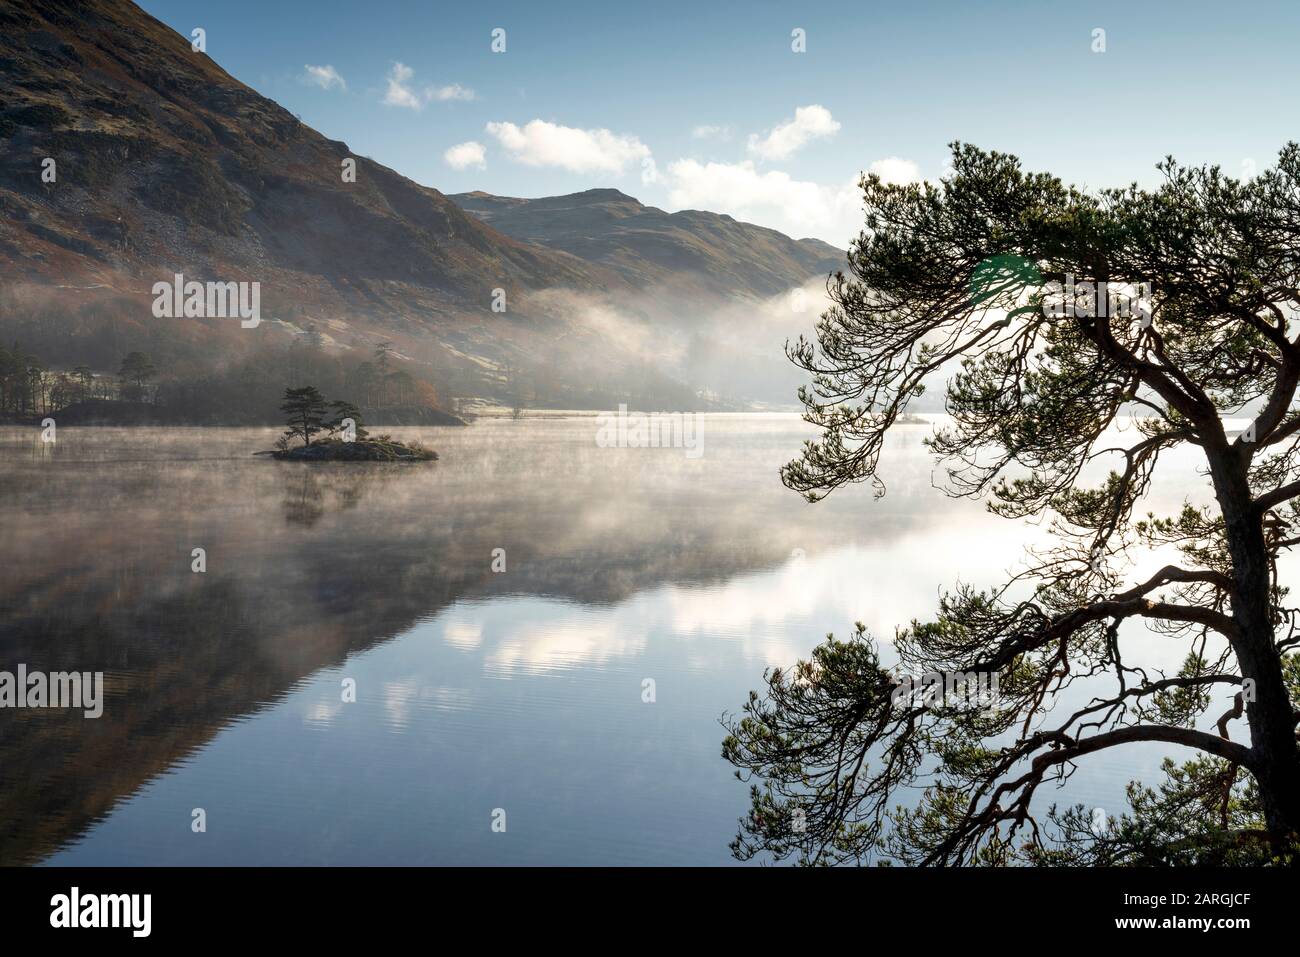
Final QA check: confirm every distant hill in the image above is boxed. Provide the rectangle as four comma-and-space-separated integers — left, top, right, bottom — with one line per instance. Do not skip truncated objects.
0, 0, 844, 410
451, 188, 843, 299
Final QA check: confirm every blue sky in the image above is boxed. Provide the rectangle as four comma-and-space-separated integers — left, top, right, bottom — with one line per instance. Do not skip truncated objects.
140, 0, 1300, 245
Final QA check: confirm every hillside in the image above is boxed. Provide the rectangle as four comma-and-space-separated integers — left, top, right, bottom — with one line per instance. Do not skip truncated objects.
0, 0, 621, 312
0, 0, 842, 410
451, 188, 843, 299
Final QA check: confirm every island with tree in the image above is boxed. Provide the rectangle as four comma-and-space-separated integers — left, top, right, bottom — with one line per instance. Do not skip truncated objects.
266, 386, 437, 462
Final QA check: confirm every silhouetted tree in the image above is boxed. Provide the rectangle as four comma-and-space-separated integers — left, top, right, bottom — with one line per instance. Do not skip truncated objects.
280, 385, 328, 447
26, 359, 48, 413
327, 399, 368, 440
725, 143, 1300, 865
117, 351, 155, 403
0, 341, 31, 413
72, 366, 94, 403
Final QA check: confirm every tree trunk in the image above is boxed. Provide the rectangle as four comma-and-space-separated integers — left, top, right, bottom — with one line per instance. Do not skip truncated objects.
1211, 455, 1300, 846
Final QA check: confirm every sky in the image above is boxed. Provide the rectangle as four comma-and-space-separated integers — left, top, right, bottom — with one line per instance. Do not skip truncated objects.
140, 0, 1300, 246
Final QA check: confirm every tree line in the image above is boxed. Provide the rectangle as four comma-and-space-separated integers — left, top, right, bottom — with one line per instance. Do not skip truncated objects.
0, 337, 441, 423
0, 340, 156, 415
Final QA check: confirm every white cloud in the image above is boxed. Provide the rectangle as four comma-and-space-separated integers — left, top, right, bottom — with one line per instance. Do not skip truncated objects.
431, 83, 475, 102
868, 156, 922, 186
666, 158, 862, 243
383, 63, 473, 109
383, 62, 423, 109
692, 124, 731, 140
746, 104, 841, 161
444, 140, 487, 171
302, 64, 345, 91
485, 119, 652, 175
662, 153, 920, 243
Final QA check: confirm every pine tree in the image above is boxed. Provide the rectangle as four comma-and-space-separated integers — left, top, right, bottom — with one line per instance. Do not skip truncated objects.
280, 385, 328, 447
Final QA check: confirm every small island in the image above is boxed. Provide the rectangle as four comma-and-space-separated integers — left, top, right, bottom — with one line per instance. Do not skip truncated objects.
261, 386, 438, 463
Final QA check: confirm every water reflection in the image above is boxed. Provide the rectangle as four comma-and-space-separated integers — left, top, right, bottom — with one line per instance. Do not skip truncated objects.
0, 417, 1183, 864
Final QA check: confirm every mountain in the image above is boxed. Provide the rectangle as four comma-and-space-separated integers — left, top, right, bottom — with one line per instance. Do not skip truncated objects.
0, 0, 842, 410
0, 0, 620, 312
451, 188, 843, 300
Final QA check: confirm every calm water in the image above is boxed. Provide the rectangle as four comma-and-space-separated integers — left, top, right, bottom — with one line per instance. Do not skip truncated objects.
0, 416, 1206, 865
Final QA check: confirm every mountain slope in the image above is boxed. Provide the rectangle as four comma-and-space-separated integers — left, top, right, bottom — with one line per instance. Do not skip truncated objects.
0, 0, 623, 322
0, 0, 839, 409
451, 188, 844, 299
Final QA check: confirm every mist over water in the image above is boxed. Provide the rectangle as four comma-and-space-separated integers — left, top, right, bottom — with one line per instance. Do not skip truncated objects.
0, 416, 1212, 864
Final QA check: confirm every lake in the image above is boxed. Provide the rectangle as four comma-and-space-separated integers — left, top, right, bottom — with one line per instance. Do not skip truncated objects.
0, 415, 1205, 864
